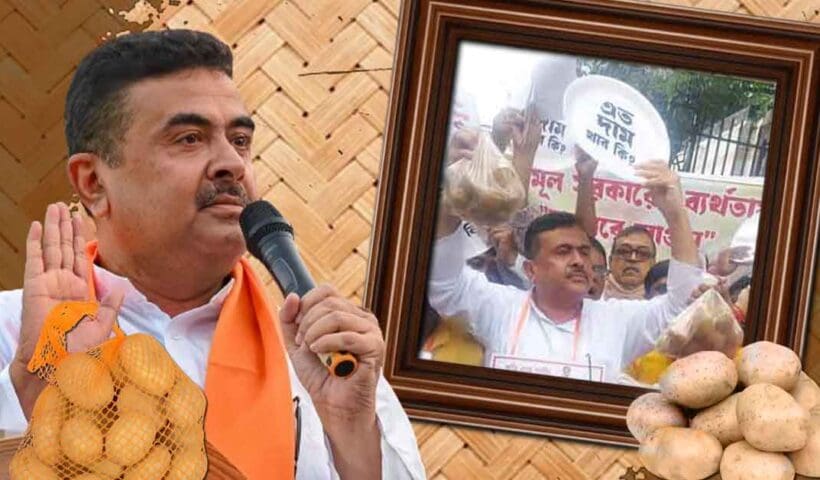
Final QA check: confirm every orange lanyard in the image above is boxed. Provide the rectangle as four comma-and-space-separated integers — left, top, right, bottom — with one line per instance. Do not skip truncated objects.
508, 294, 582, 361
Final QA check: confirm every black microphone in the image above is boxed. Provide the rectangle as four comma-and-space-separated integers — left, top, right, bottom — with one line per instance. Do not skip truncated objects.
240, 200, 357, 377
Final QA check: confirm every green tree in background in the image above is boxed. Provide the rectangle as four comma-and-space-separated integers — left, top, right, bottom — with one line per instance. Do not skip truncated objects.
579, 58, 776, 159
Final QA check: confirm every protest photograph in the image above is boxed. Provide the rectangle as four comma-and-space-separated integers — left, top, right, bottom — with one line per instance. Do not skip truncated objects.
421, 41, 773, 386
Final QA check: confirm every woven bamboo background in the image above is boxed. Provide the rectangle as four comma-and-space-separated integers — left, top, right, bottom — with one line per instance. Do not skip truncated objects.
0, 0, 819, 479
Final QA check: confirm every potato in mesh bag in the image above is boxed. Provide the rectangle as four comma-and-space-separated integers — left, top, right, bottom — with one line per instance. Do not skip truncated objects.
11, 300, 208, 480
443, 131, 526, 226
9, 448, 61, 480
60, 415, 104, 465
167, 442, 209, 480
116, 332, 176, 396
105, 410, 159, 467
122, 446, 172, 480
30, 386, 65, 466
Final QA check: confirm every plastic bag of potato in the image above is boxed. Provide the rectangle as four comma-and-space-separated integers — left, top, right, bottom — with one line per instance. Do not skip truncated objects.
656, 288, 743, 359
442, 131, 526, 226
9, 301, 208, 480
626, 289, 743, 386
627, 342, 820, 480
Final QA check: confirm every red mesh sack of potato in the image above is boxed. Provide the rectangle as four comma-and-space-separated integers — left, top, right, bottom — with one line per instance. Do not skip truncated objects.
10, 301, 208, 480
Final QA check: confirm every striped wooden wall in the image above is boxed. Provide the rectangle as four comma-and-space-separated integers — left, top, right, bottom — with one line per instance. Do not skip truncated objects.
0, 0, 818, 478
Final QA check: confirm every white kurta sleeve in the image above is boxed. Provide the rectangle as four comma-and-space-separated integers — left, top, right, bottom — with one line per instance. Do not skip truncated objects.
292, 355, 424, 480
0, 289, 26, 432
0, 290, 23, 370
618, 259, 705, 368
312, 376, 424, 480
0, 364, 28, 433
427, 227, 525, 351
373, 376, 425, 479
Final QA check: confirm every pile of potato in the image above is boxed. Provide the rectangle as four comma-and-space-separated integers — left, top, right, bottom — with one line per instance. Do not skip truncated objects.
9, 334, 208, 480
627, 341, 820, 480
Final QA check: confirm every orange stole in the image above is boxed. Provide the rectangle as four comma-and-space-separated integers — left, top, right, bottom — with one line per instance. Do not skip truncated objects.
85, 242, 295, 479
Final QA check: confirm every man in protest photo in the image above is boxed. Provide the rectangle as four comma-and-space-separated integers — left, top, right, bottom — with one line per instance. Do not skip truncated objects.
428, 144, 705, 383
604, 226, 658, 300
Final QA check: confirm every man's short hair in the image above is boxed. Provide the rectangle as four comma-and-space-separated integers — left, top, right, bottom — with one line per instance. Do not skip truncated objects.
590, 236, 607, 266
644, 259, 670, 296
65, 29, 233, 167
523, 211, 586, 259
612, 225, 657, 257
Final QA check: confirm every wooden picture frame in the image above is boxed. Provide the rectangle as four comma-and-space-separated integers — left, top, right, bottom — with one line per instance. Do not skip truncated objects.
364, 0, 820, 446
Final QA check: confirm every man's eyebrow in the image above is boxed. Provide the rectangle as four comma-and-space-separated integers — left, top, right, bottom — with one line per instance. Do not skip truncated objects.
164, 113, 212, 130
161, 114, 255, 133
228, 116, 255, 131
555, 242, 591, 249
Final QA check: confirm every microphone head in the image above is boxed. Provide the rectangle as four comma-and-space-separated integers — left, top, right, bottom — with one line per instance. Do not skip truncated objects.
240, 200, 294, 258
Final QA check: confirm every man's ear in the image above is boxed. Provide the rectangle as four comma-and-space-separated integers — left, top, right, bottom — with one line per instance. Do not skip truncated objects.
67, 153, 110, 218
523, 258, 535, 282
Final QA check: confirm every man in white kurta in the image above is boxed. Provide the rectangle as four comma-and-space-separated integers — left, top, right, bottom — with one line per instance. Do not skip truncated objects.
429, 160, 704, 384
0, 29, 424, 480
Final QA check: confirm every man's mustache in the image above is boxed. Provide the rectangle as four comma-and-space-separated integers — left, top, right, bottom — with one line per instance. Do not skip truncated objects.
567, 268, 588, 280
196, 182, 250, 209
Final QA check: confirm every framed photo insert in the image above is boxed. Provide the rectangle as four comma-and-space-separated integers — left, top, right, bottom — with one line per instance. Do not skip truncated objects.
365, 0, 820, 445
